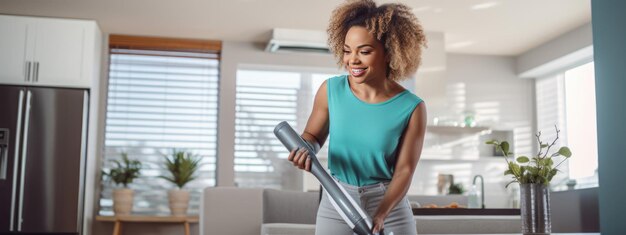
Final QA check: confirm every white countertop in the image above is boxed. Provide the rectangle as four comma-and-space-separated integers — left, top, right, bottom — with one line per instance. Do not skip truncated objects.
415, 215, 520, 220
420, 233, 599, 235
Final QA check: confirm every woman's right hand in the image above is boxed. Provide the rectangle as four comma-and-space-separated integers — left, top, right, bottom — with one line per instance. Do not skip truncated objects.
287, 147, 311, 172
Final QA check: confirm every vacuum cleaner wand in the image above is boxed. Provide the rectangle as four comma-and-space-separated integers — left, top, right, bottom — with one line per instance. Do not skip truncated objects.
274, 121, 375, 235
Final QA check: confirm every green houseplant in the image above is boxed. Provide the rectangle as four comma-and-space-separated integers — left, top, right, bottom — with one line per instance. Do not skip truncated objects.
102, 152, 142, 215
486, 125, 572, 235
448, 183, 465, 195
160, 149, 201, 216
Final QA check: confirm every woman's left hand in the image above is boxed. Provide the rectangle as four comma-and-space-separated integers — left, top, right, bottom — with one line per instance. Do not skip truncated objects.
371, 214, 386, 234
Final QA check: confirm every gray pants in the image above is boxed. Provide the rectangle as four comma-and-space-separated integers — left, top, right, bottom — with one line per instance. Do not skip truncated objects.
315, 179, 417, 235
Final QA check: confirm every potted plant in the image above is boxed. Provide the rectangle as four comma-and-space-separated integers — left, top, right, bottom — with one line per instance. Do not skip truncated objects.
486, 125, 572, 235
448, 183, 465, 195
160, 149, 201, 216
102, 152, 142, 215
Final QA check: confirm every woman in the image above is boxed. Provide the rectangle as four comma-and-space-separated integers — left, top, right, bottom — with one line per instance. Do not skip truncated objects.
288, 0, 427, 234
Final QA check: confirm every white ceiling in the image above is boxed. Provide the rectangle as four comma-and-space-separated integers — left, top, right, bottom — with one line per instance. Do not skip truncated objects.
0, 0, 591, 55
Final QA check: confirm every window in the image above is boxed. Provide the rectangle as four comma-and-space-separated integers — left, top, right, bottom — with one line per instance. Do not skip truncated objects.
233, 68, 336, 190
563, 62, 598, 183
535, 61, 598, 189
100, 36, 221, 215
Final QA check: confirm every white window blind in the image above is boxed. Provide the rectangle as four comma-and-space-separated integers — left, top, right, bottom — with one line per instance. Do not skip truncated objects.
535, 73, 569, 186
234, 69, 333, 190
100, 49, 219, 215
536, 73, 567, 152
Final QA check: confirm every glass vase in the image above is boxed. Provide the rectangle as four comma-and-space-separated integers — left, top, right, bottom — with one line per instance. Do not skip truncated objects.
520, 183, 551, 235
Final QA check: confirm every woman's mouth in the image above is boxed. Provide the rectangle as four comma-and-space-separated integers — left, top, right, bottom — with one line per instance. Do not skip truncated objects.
350, 68, 367, 77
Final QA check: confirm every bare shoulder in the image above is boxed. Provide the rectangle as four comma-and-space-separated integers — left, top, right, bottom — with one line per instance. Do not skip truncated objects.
316, 79, 329, 108
407, 101, 427, 133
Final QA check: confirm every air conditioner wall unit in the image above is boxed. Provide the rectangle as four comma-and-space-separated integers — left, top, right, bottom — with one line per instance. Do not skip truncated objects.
265, 28, 330, 53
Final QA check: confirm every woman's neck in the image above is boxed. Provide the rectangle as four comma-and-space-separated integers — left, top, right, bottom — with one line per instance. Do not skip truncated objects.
348, 75, 405, 102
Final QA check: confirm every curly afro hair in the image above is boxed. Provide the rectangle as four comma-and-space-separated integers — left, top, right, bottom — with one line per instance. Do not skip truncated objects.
327, 0, 427, 81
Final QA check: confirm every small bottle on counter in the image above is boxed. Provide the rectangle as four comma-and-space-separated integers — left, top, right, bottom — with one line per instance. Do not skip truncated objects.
468, 185, 482, 208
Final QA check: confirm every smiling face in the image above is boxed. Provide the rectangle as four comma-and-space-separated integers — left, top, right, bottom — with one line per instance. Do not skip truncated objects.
343, 26, 389, 84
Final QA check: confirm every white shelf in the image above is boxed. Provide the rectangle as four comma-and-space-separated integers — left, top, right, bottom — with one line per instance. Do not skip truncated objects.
427, 125, 490, 134
419, 156, 509, 162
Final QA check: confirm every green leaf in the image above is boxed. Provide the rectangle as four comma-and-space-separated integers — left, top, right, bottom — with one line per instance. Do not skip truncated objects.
558, 147, 572, 157
537, 158, 545, 166
508, 162, 522, 179
547, 169, 559, 182
543, 158, 554, 167
537, 175, 548, 184
485, 140, 499, 145
516, 156, 530, 163
500, 142, 510, 156
504, 169, 513, 175
539, 167, 549, 178
505, 180, 518, 188
540, 144, 548, 148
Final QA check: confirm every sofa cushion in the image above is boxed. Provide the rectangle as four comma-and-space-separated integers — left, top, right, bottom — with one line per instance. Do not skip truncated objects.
263, 189, 318, 224
201, 187, 264, 235
261, 223, 316, 235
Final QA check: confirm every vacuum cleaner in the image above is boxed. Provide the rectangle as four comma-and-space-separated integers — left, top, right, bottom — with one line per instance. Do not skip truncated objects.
274, 121, 392, 235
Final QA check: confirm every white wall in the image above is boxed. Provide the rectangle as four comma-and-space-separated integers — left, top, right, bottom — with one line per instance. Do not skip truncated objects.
447, 54, 534, 133
516, 22, 593, 78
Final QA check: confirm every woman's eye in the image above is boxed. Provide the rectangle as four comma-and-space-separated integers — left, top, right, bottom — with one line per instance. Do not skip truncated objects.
361, 51, 371, 55
343, 50, 350, 54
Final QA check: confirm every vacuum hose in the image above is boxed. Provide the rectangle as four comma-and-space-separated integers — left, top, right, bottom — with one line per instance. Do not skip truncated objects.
274, 121, 383, 235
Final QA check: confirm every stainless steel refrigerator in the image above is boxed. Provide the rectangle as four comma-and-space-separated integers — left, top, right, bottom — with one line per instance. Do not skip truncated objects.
0, 85, 88, 234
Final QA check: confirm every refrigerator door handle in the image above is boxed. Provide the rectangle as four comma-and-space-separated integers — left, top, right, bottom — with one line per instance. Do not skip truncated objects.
24, 61, 31, 82
17, 90, 32, 232
35, 61, 39, 82
9, 90, 25, 232
77, 91, 89, 233
34, 62, 39, 82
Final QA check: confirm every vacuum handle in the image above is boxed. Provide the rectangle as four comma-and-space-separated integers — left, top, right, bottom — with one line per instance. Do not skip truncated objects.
274, 121, 375, 235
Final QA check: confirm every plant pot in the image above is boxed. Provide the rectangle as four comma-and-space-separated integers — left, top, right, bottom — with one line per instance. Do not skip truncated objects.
520, 183, 551, 235
113, 188, 134, 215
168, 189, 190, 216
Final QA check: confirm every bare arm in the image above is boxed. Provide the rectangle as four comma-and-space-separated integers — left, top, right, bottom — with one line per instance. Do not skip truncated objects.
288, 80, 329, 171
372, 101, 427, 232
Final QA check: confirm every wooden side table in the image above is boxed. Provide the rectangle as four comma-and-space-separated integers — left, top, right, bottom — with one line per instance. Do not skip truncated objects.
96, 215, 199, 235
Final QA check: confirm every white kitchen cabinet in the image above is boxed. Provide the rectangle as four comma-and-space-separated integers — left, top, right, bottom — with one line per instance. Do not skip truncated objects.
0, 15, 32, 84
0, 15, 101, 88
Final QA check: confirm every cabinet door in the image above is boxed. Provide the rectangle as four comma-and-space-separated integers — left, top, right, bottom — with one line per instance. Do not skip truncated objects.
32, 19, 87, 88
0, 15, 32, 85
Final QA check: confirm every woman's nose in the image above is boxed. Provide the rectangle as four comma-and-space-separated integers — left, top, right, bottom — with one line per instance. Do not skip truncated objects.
349, 53, 361, 65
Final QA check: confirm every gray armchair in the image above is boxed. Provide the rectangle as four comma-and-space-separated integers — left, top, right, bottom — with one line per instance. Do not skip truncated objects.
200, 187, 317, 235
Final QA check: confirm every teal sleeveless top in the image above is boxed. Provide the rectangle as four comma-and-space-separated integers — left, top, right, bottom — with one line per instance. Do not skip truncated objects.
327, 75, 424, 186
